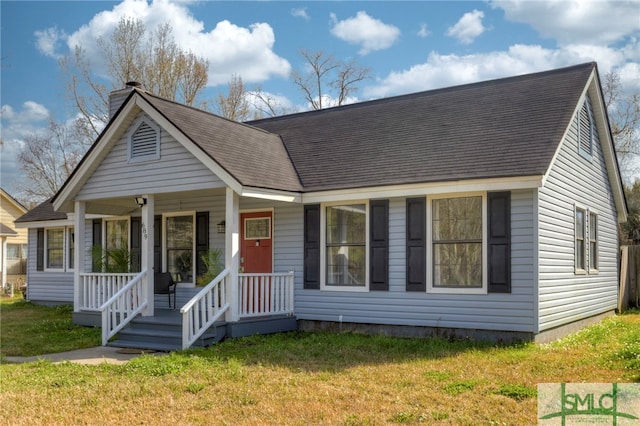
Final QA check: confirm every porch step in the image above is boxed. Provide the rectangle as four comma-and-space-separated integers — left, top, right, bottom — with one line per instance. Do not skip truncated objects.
106, 309, 226, 352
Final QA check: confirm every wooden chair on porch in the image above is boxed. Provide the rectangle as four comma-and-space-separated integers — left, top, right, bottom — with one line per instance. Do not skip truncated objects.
154, 272, 177, 310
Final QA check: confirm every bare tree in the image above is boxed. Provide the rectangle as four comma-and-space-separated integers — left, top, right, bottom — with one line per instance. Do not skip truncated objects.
61, 16, 209, 139
215, 74, 251, 121
251, 86, 292, 118
291, 49, 371, 110
602, 70, 640, 180
17, 119, 92, 202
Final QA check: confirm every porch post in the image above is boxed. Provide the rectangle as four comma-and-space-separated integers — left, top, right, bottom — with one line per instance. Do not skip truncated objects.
225, 187, 240, 322
141, 194, 154, 316
73, 201, 86, 312
1, 237, 7, 296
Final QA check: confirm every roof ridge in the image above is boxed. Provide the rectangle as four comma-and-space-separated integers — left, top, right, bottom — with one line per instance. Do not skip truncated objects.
137, 90, 277, 136
248, 62, 596, 125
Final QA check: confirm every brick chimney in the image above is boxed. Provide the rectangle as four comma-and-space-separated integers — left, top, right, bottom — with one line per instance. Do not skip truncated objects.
108, 81, 142, 119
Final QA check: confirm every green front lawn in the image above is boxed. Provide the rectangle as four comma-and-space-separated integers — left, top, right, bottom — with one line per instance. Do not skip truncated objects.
1, 297, 638, 425
0, 297, 100, 357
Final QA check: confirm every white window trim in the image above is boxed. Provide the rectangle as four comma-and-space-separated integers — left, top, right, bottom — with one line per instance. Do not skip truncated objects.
320, 200, 369, 292
44, 227, 66, 272
574, 204, 587, 275
67, 226, 75, 272
128, 116, 160, 163
588, 208, 599, 274
163, 211, 196, 285
427, 192, 488, 295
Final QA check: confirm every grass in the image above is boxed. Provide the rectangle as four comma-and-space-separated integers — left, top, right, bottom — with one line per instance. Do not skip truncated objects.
0, 296, 101, 357
1, 297, 639, 425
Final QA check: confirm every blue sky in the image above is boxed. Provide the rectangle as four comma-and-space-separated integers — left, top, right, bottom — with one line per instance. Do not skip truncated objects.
1, 0, 639, 198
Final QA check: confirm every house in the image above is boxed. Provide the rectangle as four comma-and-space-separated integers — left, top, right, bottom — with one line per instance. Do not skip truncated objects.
1, 188, 28, 295
15, 62, 628, 349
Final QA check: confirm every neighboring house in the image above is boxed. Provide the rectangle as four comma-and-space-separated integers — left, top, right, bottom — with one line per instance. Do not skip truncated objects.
1, 188, 28, 294
16, 63, 628, 348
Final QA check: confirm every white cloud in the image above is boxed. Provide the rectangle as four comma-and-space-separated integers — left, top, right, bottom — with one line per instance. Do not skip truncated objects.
34, 26, 67, 59
1, 102, 49, 131
446, 10, 486, 45
246, 90, 296, 117
0, 102, 50, 196
60, 0, 290, 87
364, 44, 621, 99
291, 8, 310, 21
330, 11, 400, 55
417, 23, 430, 38
491, 0, 640, 46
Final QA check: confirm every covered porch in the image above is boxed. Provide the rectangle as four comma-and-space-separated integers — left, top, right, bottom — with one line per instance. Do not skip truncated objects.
68, 187, 297, 350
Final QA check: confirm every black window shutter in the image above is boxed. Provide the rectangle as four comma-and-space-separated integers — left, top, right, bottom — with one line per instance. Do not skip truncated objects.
370, 199, 389, 291
406, 198, 426, 292
36, 228, 44, 271
303, 204, 320, 289
195, 211, 210, 278
130, 217, 141, 272
488, 191, 511, 293
92, 219, 102, 272
154, 215, 162, 272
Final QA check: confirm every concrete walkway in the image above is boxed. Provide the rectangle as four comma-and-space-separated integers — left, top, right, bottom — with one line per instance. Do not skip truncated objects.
3, 346, 166, 365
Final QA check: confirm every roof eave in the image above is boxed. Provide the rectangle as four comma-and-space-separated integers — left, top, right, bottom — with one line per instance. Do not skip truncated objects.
301, 175, 545, 204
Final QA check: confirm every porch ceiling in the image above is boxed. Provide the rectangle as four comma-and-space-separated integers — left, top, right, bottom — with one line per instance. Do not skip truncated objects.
81, 188, 226, 216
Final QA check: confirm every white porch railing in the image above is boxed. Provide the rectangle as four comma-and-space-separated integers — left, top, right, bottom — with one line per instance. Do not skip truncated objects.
238, 272, 295, 318
180, 268, 231, 350
99, 270, 148, 346
79, 273, 139, 311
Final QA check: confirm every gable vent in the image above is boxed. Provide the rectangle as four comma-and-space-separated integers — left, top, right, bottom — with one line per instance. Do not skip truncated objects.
578, 96, 594, 158
129, 119, 160, 162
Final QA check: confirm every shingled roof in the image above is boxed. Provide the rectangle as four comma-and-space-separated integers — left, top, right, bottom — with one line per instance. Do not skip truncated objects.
248, 62, 595, 192
48, 62, 599, 222
15, 198, 67, 223
138, 92, 303, 192
0, 223, 18, 237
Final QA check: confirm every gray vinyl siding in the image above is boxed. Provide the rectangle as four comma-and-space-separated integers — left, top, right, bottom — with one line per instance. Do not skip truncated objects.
294, 193, 537, 332
25, 228, 74, 304
538, 101, 619, 331
77, 112, 224, 200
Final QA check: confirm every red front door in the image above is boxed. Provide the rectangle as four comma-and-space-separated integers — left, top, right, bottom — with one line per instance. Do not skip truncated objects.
240, 211, 273, 273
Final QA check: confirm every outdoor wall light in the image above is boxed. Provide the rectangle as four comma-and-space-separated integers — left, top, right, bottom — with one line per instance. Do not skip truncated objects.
217, 220, 226, 234
135, 196, 147, 207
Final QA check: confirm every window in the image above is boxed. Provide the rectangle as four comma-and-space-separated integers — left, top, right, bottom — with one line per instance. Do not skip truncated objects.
431, 196, 483, 289
6, 244, 21, 259
46, 228, 64, 269
128, 118, 160, 162
104, 219, 129, 271
244, 217, 271, 239
589, 212, 598, 272
165, 213, 194, 284
578, 96, 594, 159
325, 203, 367, 288
575, 207, 586, 272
